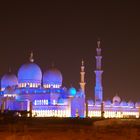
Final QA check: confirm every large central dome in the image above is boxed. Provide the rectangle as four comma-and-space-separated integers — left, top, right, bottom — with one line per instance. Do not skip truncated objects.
18, 52, 42, 87
18, 62, 42, 84
43, 68, 62, 88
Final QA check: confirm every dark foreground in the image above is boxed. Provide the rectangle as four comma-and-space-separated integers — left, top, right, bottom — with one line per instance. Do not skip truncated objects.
0, 118, 140, 140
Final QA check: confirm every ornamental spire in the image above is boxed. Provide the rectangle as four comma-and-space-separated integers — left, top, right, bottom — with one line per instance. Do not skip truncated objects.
97, 39, 101, 48
8, 67, 11, 73
80, 59, 86, 92
82, 59, 84, 66
96, 39, 101, 56
94, 39, 103, 103
29, 51, 34, 62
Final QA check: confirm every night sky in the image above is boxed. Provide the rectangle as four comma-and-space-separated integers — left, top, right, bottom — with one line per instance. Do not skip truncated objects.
0, 1, 139, 101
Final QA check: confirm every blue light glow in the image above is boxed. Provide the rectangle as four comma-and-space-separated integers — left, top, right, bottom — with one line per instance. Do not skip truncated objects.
18, 62, 42, 83
1, 73, 18, 89
69, 87, 76, 96
43, 68, 62, 86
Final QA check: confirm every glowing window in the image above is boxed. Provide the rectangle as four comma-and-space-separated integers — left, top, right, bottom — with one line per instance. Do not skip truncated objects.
53, 100, 56, 105
46, 100, 48, 105
34, 100, 37, 105
30, 83, 33, 87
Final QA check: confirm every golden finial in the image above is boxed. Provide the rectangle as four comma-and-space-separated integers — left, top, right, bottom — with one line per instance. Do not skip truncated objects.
29, 51, 34, 62
97, 39, 101, 48
82, 59, 84, 66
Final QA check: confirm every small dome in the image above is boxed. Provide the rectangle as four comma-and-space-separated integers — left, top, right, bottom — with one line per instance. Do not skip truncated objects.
128, 101, 134, 108
120, 101, 128, 107
18, 62, 42, 84
43, 68, 62, 87
68, 87, 77, 96
87, 100, 94, 105
1, 73, 18, 90
58, 97, 64, 104
95, 100, 101, 105
113, 101, 120, 106
113, 95, 121, 103
135, 102, 140, 108
104, 100, 112, 106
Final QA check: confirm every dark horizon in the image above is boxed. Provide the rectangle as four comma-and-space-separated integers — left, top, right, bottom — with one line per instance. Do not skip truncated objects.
0, 1, 140, 102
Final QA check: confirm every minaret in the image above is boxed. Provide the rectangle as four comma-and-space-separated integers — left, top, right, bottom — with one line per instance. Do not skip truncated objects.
94, 40, 103, 103
80, 60, 86, 93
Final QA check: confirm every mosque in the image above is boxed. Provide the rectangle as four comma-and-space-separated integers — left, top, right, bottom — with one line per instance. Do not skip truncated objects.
0, 41, 139, 118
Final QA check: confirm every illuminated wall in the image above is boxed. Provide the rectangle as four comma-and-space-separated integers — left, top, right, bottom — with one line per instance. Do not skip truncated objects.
88, 104, 139, 118
71, 97, 85, 117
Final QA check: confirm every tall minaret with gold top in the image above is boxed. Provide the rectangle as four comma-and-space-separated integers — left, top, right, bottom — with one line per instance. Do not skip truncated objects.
94, 40, 103, 103
80, 60, 86, 93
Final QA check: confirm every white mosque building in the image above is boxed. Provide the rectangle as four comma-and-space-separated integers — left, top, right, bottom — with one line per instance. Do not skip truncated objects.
0, 41, 139, 118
